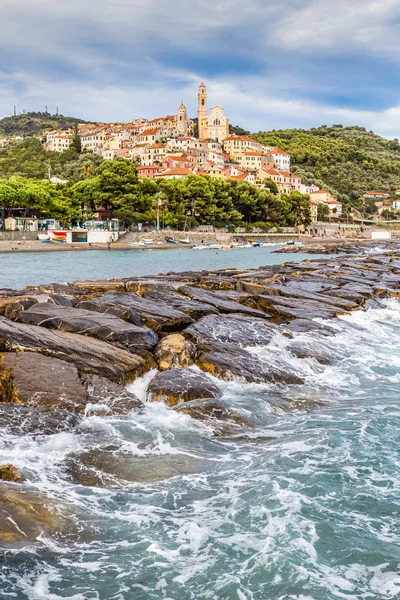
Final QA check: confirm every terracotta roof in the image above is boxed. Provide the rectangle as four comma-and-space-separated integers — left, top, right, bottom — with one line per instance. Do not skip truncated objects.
140, 128, 160, 136
268, 147, 289, 155
138, 166, 160, 170
364, 191, 390, 195
167, 156, 188, 162
242, 151, 262, 157
230, 173, 251, 180
158, 168, 192, 176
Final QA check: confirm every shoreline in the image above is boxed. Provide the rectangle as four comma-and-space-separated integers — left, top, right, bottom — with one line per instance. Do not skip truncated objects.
0, 236, 369, 254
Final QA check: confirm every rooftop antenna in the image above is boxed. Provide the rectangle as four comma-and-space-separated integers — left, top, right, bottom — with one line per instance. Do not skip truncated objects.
45, 105, 48, 114
56, 106, 59, 116
13, 106, 16, 116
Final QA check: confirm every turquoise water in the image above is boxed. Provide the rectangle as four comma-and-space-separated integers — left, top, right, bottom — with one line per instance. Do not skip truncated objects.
1, 247, 315, 289
1, 250, 399, 599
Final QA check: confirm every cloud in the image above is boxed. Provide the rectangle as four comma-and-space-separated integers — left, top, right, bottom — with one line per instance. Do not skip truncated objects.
275, 0, 400, 55
1, 0, 400, 138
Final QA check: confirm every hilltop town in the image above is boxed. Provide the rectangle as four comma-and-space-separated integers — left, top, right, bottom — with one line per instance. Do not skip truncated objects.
2, 83, 400, 240
0, 83, 346, 222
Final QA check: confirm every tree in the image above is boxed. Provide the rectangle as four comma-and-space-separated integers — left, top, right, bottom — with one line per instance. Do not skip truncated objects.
317, 203, 330, 222
279, 191, 311, 226
71, 124, 82, 153
95, 159, 155, 225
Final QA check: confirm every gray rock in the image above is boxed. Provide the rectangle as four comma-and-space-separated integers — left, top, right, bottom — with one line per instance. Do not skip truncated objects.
0, 318, 155, 384
18, 303, 158, 352
184, 313, 282, 346
147, 368, 220, 406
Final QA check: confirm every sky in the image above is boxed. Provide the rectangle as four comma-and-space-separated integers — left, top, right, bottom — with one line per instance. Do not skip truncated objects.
1, 0, 400, 138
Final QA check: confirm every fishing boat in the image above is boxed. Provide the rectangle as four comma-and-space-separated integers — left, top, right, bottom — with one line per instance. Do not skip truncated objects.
142, 238, 154, 245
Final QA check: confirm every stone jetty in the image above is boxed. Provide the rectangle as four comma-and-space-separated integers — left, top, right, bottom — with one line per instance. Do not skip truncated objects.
1, 238, 400, 546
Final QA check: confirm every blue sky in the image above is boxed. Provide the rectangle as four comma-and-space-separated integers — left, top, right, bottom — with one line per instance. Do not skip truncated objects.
1, 0, 400, 138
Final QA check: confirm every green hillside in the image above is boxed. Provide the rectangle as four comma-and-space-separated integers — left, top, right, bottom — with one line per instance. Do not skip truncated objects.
0, 112, 92, 137
253, 125, 400, 205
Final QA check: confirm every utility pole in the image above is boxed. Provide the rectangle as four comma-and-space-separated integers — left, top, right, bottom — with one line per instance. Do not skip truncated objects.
33, 157, 51, 181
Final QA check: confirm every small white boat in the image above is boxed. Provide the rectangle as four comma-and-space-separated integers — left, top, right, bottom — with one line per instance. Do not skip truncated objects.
179, 238, 191, 244
129, 242, 147, 247
142, 238, 154, 245
192, 245, 208, 250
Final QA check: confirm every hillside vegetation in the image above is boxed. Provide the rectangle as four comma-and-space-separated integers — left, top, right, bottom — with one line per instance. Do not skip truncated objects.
253, 125, 400, 205
0, 112, 91, 137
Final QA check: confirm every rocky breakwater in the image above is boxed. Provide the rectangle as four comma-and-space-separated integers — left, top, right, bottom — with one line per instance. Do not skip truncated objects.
1, 244, 400, 547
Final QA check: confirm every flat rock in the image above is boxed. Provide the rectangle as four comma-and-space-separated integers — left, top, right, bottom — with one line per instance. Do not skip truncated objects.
143, 289, 219, 320
179, 286, 270, 318
196, 340, 303, 385
245, 294, 342, 321
4, 352, 87, 412
0, 318, 155, 384
0, 484, 74, 548
75, 297, 140, 325
18, 303, 158, 352
66, 448, 206, 487
0, 404, 80, 435
81, 292, 193, 332
148, 368, 220, 406
175, 398, 253, 437
184, 313, 283, 346
72, 280, 126, 293
82, 374, 143, 415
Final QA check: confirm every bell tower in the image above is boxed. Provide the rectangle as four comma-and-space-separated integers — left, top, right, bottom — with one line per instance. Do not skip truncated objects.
198, 82, 207, 140
177, 102, 188, 136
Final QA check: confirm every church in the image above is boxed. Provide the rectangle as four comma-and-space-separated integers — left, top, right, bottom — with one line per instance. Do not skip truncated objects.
175, 82, 229, 143
197, 82, 229, 143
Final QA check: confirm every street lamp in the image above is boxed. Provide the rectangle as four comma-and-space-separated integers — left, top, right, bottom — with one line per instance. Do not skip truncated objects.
33, 157, 52, 181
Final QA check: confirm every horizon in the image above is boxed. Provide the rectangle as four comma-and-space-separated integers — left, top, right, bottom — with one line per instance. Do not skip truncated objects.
1, 1, 400, 139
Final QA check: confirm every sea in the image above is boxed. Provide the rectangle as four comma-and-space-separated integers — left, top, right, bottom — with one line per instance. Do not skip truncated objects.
0, 247, 399, 599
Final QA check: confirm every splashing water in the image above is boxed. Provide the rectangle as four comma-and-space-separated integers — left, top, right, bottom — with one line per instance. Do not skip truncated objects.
1, 301, 400, 599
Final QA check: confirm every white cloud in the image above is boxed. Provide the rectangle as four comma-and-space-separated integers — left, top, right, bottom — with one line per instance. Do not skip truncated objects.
275, 0, 400, 55
1, 70, 399, 139
1, 0, 400, 138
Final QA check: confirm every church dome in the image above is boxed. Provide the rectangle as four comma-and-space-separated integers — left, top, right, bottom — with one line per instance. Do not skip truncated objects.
179, 102, 187, 111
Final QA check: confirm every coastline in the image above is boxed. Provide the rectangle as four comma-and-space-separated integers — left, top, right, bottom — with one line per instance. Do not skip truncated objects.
1, 239, 399, 598
0, 236, 368, 254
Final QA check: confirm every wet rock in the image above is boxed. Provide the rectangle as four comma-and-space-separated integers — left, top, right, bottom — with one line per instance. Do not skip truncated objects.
0, 404, 80, 435
80, 292, 193, 332
82, 374, 143, 415
148, 368, 220, 406
244, 294, 341, 321
180, 285, 270, 318
196, 340, 303, 385
184, 313, 283, 346
18, 303, 158, 352
175, 398, 253, 436
66, 447, 206, 486
143, 289, 219, 320
268, 285, 358, 311
0, 318, 155, 384
285, 319, 337, 336
4, 352, 88, 412
154, 334, 196, 371
0, 465, 23, 482
0, 484, 74, 548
